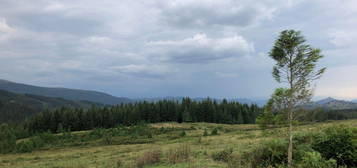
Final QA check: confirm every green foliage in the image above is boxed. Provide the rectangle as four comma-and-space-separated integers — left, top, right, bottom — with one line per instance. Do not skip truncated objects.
0, 124, 16, 153
203, 129, 208, 136
298, 152, 337, 168
247, 139, 288, 168
57, 123, 64, 133
256, 110, 275, 129
30, 136, 45, 148
312, 126, 356, 167
24, 98, 262, 134
211, 127, 219, 135
103, 132, 113, 145
89, 128, 105, 139
16, 141, 34, 153
257, 89, 290, 129
270, 30, 326, 87
269, 29, 326, 167
0, 89, 98, 124
179, 131, 186, 137
212, 148, 233, 162
38, 131, 55, 143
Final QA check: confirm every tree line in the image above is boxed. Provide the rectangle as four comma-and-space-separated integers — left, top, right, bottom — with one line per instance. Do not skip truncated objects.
25, 98, 262, 133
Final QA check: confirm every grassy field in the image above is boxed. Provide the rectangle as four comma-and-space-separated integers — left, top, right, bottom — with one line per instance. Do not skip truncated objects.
0, 120, 356, 168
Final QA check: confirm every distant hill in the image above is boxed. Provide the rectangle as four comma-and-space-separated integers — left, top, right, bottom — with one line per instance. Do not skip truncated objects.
306, 97, 357, 110
0, 79, 131, 105
0, 89, 101, 123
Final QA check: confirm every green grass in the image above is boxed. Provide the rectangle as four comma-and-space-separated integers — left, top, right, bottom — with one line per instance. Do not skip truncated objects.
0, 120, 356, 168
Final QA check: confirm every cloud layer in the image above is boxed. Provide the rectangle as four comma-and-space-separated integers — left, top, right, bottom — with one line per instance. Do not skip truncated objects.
0, 0, 356, 99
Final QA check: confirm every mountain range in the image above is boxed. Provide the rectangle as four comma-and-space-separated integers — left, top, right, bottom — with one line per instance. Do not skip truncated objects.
305, 97, 357, 110
0, 79, 130, 105
0, 79, 356, 110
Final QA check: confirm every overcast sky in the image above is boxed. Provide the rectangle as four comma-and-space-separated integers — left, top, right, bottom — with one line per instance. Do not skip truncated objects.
0, 0, 356, 100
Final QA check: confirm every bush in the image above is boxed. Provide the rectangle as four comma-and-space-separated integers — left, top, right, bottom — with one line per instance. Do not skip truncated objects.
0, 124, 16, 153
38, 131, 55, 143
211, 128, 219, 135
89, 128, 105, 139
312, 126, 356, 167
30, 136, 45, 148
167, 144, 191, 164
203, 129, 208, 136
227, 155, 246, 168
247, 139, 288, 168
116, 158, 123, 168
103, 132, 113, 145
179, 131, 186, 137
298, 151, 337, 168
212, 148, 233, 162
136, 149, 161, 168
16, 141, 34, 153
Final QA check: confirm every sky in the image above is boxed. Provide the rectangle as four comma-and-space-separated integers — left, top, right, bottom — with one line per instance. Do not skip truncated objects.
0, 0, 356, 100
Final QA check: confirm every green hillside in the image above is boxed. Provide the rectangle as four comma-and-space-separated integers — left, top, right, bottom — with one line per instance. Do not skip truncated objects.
0, 120, 355, 168
0, 90, 100, 123
0, 79, 131, 105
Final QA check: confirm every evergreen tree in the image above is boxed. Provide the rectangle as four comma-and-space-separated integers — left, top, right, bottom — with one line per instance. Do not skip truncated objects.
0, 124, 16, 153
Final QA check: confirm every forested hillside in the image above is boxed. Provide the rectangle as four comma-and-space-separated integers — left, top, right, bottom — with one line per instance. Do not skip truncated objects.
0, 90, 100, 123
25, 98, 262, 133
0, 79, 131, 105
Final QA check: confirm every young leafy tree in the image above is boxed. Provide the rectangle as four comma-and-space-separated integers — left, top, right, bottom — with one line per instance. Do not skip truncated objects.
269, 30, 326, 167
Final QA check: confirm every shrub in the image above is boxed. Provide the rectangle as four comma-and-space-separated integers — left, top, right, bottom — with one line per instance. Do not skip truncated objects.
103, 132, 113, 145
116, 158, 123, 168
203, 129, 208, 136
57, 123, 64, 133
136, 149, 161, 168
130, 123, 152, 138
147, 132, 153, 138
180, 131, 186, 137
0, 124, 16, 153
167, 144, 191, 164
89, 128, 105, 139
246, 139, 288, 168
211, 128, 219, 135
298, 151, 337, 168
16, 141, 34, 153
38, 131, 55, 143
227, 155, 246, 168
30, 136, 45, 148
212, 148, 233, 162
312, 126, 356, 167
197, 137, 202, 144
60, 131, 74, 143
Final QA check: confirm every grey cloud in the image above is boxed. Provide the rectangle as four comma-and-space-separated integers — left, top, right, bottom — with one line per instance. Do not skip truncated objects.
109, 64, 175, 79
147, 33, 254, 63
0, 0, 356, 99
157, 0, 293, 29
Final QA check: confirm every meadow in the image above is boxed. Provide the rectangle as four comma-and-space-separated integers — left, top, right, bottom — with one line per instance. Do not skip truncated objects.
0, 119, 356, 168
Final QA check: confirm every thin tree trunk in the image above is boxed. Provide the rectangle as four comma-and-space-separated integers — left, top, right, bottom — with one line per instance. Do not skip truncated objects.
287, 110, 293, 168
